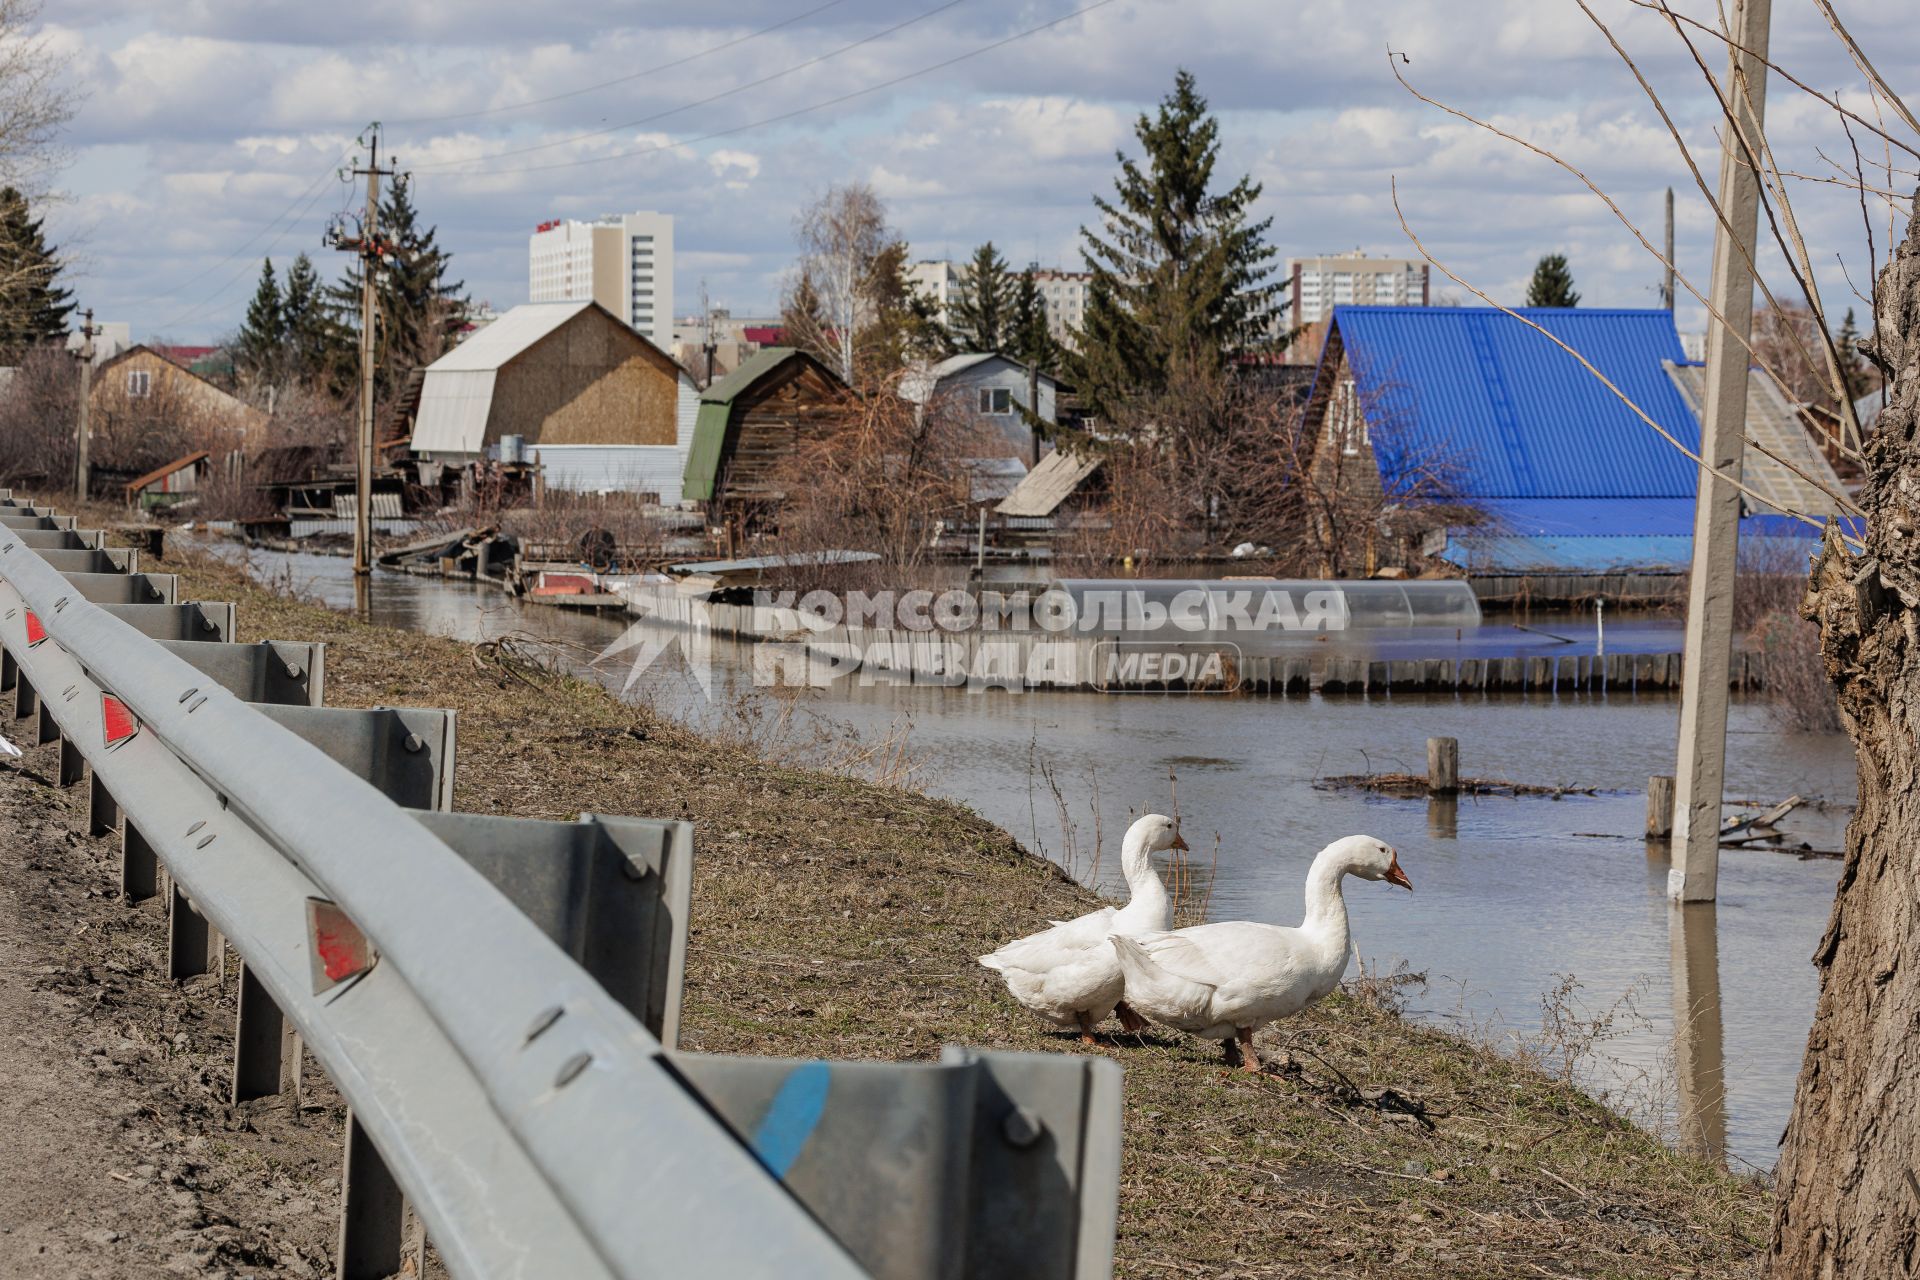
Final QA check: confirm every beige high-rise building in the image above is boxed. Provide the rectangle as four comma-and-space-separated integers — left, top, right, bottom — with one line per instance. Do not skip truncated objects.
528, 211, 674, 350
1288, 251, 1429, 328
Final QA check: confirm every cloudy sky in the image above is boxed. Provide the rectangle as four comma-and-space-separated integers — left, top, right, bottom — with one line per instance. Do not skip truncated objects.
39, 0, 1918, 344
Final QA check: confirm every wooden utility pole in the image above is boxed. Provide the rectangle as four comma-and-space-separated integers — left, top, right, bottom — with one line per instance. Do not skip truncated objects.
332, 127, 397, 578
71, 308, 99, 500
1671, 0, 1770, 903
1662, 187, 1676, 310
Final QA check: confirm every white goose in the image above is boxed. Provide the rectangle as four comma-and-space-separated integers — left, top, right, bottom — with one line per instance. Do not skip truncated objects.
980, 813, 1186, 1042
1110, 834, 1411, 1071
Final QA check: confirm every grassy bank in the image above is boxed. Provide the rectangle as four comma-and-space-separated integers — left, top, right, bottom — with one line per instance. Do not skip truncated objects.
157, 539, 1767, 1279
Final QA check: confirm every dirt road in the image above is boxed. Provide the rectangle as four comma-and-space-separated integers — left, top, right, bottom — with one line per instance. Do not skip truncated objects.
0, 733, 342, 1278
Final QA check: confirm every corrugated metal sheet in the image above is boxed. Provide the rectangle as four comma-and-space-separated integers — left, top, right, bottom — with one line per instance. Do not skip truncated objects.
995, 448, 1101, 517
411, 369, 497, 455
1663, 361, 1846, 515
676, 373, 699, 452
530, 444, 685, 504
1333, 306, 1701, 500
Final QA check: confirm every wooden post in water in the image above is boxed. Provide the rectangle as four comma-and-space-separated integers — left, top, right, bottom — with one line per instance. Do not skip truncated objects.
1428, 737, 1459, 795
1648, 775, 1676, 840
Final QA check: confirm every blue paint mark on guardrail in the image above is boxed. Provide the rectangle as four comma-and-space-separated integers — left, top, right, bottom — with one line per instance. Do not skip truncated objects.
751, 1060, 831, 1179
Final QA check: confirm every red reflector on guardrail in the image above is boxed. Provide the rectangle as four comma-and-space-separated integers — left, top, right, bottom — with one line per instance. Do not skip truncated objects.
308, 898, 375, 994
23, 610, 45, 646
101, 694, 139, 749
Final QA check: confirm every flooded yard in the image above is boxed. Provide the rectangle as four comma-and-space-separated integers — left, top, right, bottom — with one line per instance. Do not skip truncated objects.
233, 544, 1847, 1171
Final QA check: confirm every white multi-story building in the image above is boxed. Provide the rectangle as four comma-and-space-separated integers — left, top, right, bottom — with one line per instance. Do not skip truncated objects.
1288, 251, 1429, 328
528, 211, 675, 350
906, 259, 1092, 350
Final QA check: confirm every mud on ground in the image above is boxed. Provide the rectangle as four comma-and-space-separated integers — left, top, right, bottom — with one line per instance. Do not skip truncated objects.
0, 734, 344, 1278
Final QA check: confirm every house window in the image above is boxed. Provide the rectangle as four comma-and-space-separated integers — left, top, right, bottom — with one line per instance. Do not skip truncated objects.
1330, 377, 1367, 455
127, 369, 151, 398
977, 387, 1013, 415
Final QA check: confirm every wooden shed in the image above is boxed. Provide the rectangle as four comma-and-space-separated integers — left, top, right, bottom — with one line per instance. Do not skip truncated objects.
410, 301, 686, 460
681, 348, 851, 513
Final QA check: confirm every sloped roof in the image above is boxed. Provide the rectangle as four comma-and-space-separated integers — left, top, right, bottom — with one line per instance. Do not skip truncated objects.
1663, 361, 1847, 516
424, 301, 597, 372
994, 448, 1102, 517
683, 348, 843, 502
1327, 306, 1702, 501
900, 352, 1057, 405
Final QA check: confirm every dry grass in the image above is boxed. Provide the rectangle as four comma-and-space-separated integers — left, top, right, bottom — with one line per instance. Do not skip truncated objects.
138, 538, 1769, 1279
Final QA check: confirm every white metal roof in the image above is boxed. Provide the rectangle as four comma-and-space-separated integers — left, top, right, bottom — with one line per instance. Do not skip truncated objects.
427, 301, 596, 372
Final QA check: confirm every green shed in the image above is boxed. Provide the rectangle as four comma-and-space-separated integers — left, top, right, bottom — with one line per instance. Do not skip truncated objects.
682, 348, 850, 507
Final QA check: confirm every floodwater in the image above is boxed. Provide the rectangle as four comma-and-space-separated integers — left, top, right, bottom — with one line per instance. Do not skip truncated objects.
224, 544, 1849, 1171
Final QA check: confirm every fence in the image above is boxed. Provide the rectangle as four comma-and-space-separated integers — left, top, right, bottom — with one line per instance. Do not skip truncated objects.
0, 493, 1120, 1280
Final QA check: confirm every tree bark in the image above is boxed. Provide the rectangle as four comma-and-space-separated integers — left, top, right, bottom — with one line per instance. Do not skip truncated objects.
1770, 197, 1920, 1277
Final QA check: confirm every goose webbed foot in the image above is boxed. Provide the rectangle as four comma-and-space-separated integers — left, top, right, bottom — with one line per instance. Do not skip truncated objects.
1235, 1026, 1262, 1073
1115, 1001, 1146, 1034
1076, 1011, 1098, 1045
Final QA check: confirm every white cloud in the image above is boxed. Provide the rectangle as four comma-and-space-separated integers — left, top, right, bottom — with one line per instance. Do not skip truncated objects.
36, 0, 1920, 338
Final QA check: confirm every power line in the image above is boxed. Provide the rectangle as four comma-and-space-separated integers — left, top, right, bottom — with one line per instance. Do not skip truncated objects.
145, 180, 353, 339
422, 0, 1121, 180
384, 0, 849, 127
411, 0, 971, 172
123, 149, 354, 312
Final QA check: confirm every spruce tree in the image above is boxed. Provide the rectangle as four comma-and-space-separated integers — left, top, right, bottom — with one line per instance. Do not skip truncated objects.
1835, 308, 1871, 403
947, 241, 1017, 352
280, 252, 329, 387
235, 259, 284, 386
1010, 267, 1059, 374
328, 174, 466, 400
1072, 70, 1280, 421
1525, 253, 1581, 307
0, 187, 73, 361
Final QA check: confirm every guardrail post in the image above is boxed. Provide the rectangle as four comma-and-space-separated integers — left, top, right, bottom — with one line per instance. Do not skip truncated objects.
13, 672, 32, 720
121, 822, 158, 901
231, 960, 285, 1103
58, 733, 85, 786
338, 1109, 406, 1280
166, 882, 221, 981
35, 698, 57, 744
89, 772, 120, 835
1, 647, 13, 692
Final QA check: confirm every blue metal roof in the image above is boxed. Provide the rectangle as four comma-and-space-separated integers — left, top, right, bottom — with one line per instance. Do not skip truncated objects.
1475, 497, 1698, 537
1331, 306, 1702, 501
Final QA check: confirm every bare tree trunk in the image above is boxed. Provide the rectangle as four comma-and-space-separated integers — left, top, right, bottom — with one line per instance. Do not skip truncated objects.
1771, 201, 1920, 1278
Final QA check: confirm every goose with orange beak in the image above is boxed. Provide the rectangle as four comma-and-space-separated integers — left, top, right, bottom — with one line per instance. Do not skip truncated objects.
1112, 835, 1411, 1071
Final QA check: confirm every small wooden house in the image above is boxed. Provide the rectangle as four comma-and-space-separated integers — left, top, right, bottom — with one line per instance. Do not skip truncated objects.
90, 345, 269, 454
681, 348, 851, 516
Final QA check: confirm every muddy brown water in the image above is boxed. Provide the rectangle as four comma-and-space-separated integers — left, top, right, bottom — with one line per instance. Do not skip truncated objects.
230, 545, 1849, 1172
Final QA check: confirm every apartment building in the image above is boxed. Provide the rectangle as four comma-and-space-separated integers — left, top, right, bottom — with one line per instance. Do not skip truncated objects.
528, 211, 675, 349
1288, 252, 1429, 328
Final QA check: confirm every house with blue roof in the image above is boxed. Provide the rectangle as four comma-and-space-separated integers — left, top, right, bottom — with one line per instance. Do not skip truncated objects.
1300, 306, 1848, 574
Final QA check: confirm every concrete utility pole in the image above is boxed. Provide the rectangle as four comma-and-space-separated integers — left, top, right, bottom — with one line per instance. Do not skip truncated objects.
1662, 187, 1677, 310
333, 126, 396, 578
71, 308, 99, 500
1671, 0, 1771, 903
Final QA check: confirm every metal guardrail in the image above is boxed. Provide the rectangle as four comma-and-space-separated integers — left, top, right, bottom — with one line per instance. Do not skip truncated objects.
0, 493, 1122, 1280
